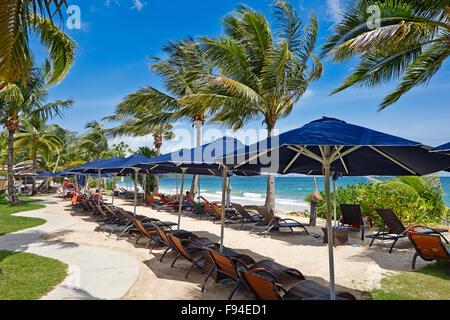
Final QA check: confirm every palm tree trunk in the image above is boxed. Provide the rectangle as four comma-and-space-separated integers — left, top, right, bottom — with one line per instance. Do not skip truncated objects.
53, 153, 61, 173
31, 154, 37, 195
190, 119, 202, 198
153, 145, 161, 194
7, 129, 19, 205
265, 126, 276, 212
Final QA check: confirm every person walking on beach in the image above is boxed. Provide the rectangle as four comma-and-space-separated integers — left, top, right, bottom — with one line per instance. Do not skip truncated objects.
62, 178, 69, 197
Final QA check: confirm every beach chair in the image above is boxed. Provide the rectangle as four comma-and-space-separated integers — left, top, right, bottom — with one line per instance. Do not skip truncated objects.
253, 207, 309, 237
231, 203, 262, 230
202, 203, 220, 220
133, 218, 159, 249
202, 248, 256, 298
152, 225, 197, 261
239, 268, 356, 300
166, 234, 217, 286
338, 204, 373, 241
210, 203, 242, 226
367, 209, 448, 253
408, 233, 450, 269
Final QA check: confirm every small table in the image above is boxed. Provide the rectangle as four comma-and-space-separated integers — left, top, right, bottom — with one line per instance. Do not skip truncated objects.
322, 228, 350, 247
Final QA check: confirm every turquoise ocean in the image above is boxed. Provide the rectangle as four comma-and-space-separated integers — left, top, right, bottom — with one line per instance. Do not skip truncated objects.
113, 175, 450, 212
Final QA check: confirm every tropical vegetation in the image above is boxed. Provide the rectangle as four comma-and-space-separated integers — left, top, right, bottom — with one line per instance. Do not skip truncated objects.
305, 174, 448, 226
321, 0, 449, 110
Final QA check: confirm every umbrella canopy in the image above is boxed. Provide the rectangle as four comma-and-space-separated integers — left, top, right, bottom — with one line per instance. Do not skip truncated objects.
220, 116, 450, 176
134, 137, 259, 246
38, 171, 56, 177
217, 115, 450, 300
431, 142, 450, 154
134, 137, 258, 176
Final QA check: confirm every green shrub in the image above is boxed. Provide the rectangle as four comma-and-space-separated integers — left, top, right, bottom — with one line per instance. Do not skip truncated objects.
305, 179, 447, 226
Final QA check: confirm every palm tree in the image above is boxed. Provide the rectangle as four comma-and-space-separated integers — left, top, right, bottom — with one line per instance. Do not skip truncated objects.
321, 0, 449, 110
0, 66, 73, 204
14, 119, 64, 194
107, 38, 213, 196
177, 1, 323, 211
76, 121, 110, 160
104, 113, 175, 193
0, 1, 76, 88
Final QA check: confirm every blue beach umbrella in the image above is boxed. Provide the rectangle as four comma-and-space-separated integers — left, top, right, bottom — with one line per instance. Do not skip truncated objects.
217, 115, 450, 299
431, 142, 450, 155
38, 171, 56, 177
134, 137, 259, 247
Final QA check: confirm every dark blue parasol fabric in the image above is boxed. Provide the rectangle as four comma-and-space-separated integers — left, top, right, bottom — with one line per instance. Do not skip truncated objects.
219, 116, 450, 176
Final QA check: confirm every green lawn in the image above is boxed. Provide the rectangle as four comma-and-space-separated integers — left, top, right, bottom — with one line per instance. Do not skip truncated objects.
0, 250, 68, 300
368, 262, 450, 300
0, 197, 46, 236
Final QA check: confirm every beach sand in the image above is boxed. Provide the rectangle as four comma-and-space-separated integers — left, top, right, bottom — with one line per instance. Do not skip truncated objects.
39, 194, 434, 300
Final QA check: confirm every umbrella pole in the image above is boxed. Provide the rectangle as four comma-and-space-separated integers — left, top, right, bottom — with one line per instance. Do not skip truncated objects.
333, 177, 337, 228
177, 169, 186, 230
220, 166, 228, 252
198, 176, 201, 201
226, 176, 231, 207
86, 174, 90, 194
175, 173, 179, 197
98, 170, 101, 205
143, 173, 147, 202
133, 169, 138, 216
112, 174, 116, 206
323, 160, 336, 300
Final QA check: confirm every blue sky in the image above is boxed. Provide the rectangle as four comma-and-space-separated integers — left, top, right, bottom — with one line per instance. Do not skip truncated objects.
34, 0, 450, 154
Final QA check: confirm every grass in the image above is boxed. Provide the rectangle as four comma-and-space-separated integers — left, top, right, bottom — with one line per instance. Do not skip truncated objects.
0, 250, 68, 300
368, 262, 450, 300
0, 197, 46, 236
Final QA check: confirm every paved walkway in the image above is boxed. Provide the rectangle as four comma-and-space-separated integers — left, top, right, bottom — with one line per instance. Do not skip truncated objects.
0, 197, 139, 300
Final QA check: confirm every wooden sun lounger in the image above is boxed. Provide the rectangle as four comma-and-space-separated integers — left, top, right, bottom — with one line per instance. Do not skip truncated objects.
252, 207, 309, 237
408, 233, 450, 269
367, 209, 448, 253
239, 267, 356, 300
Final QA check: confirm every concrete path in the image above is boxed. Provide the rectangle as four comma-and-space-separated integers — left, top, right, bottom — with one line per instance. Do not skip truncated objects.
0, 197, 139, 300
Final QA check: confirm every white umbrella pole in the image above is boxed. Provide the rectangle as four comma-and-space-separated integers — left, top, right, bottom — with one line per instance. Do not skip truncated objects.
86, 174, 90, 194
133, 169, 138, 216
198, 175, 201, 200
143, 173, 147, 202
98, 170, 101, 205
112, 174, 116, 206
226, 176, 231, 207
220, 166, 228, 252
175, 173, 179, 196
177, 169, 186, 230
333, 177, 337, 228
323, 157, 336, 300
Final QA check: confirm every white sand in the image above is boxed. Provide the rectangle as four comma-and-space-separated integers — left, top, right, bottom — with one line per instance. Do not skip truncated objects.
38, 194, 440, 300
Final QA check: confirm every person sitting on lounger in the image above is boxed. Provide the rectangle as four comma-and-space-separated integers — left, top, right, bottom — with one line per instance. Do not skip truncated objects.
164, 191, 195, 206
92, 189, 102, 203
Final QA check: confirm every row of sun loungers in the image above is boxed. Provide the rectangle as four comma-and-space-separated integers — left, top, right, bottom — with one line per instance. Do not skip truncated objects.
70, 191, 449, 299
70, 192, 356, 300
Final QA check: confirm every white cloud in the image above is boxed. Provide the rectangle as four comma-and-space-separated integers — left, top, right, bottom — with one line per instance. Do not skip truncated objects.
326, 0, 343, 23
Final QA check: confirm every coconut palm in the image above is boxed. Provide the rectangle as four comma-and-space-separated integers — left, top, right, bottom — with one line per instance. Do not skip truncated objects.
321, 0, 449, 110
177, 1, 323, 211
76, 121, 110, 161
104, 113, 175, 193
108, 38, 213, 196
14, 119, 63, 194
0, 66, 73, 204
0, 1, 76, 87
